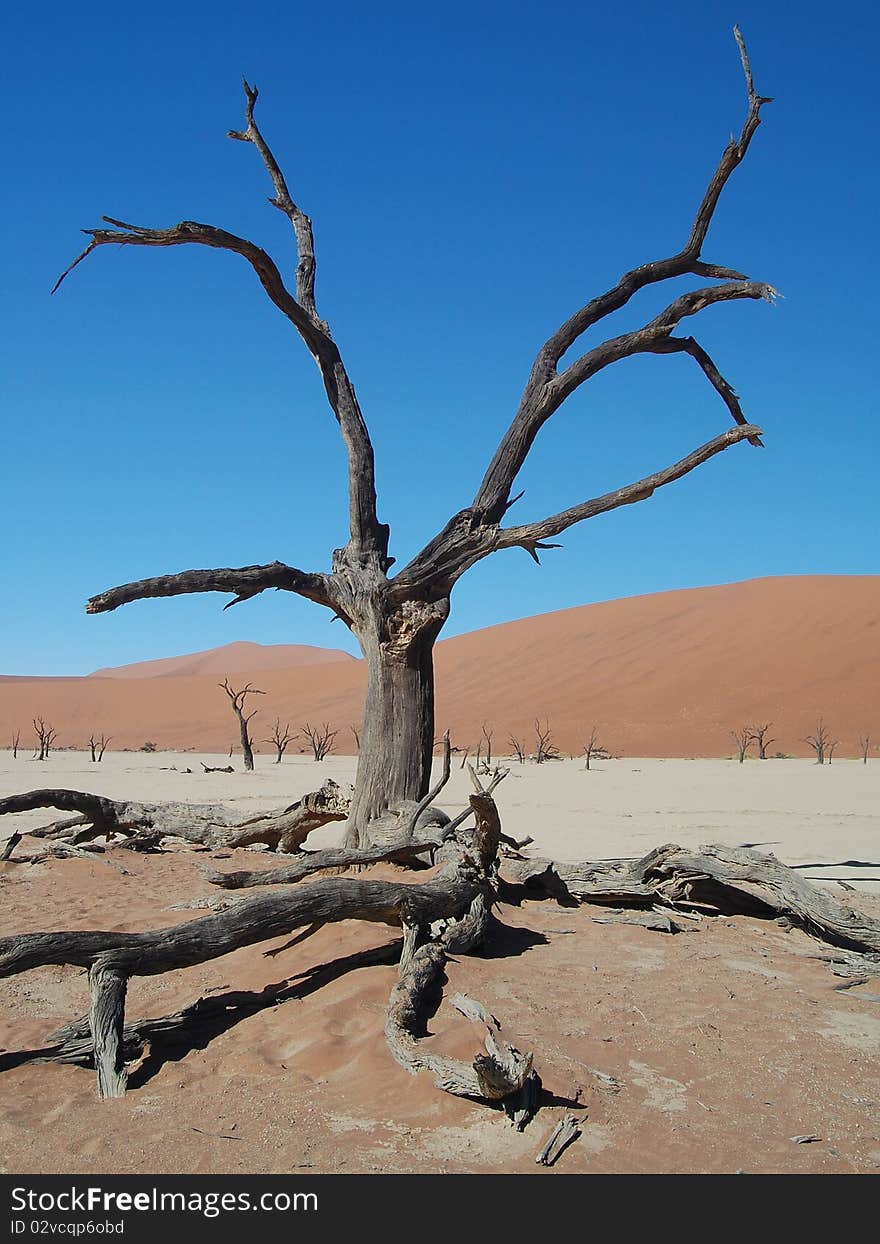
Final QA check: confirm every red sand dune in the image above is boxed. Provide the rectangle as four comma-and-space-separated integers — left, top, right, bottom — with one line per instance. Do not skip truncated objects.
89, 639, 354, 679
0, 575, 877, 758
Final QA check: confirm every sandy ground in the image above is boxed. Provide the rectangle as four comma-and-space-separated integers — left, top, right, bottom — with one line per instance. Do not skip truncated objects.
1, 753, 879, 1175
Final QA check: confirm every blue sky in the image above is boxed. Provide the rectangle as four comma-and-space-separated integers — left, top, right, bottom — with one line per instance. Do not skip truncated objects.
2, 0, 877, 674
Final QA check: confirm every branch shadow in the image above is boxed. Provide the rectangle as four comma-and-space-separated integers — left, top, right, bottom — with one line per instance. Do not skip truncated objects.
790, 859, 880, 870
0, 939, 402, 1086
476, 913, 550, 960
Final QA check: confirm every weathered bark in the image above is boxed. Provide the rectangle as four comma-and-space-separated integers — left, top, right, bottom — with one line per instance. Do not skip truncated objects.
503, 843, 880, 954
0, 832, 22, 861
0, 782, 351, 852
345, 598, 449, 847
89, 962, 128, 1098
382, 789, 535, 1103
535, 1114, 582, 1166
0, 874, 481, 979
385, 955, 533, 1101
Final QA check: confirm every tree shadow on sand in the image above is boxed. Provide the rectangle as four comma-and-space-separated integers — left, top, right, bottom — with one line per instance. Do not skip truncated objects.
0, 915, 551, 1091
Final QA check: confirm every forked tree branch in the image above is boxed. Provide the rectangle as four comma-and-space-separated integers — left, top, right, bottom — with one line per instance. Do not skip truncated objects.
54, 84, 388, 565
496, 424, 762, 556
228, 78, 318, 319
470, 26, 773, 525
85, 562, 334, 614
392, 422, 761, 592
550, 281, 775, 407
647, 336, 762, 446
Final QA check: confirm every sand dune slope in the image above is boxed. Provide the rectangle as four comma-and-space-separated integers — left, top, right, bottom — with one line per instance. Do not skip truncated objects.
0, 575, 876, 757
89, 639, 354, 679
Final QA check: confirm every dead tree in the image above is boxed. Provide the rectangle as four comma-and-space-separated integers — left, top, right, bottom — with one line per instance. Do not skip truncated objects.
752, 722, 775, 760
219, 680, 265, 771
827, 738, 839, 764
351, 723, 361, 752
265, 718, 295, 764
479, 723, 494, 772
534, 719, 561, 764
301, 722, 337, 762
11, 730, 21, 759
582, 726, 611, 770
804, 720, 832, 765
858, 734, 871, 764
33, 718, 57, 762
507, 735, 526, 764
88, 734, 111, 763
51, 29, 775, 847
730, 726, 754, 764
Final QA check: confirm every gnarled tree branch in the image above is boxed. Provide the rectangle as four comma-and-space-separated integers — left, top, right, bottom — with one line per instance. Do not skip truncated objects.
470, 27, 772, 524
393, 422, 761, 593
85, 561, 334, 614
496, 423, 763, 554
54, 81, 388, 564
228, 78, 318, 319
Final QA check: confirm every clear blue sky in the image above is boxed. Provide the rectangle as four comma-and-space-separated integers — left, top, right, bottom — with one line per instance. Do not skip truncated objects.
2, 0, 877, 674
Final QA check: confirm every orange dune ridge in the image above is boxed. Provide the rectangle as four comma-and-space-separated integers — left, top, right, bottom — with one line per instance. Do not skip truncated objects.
0, 575, 877, 759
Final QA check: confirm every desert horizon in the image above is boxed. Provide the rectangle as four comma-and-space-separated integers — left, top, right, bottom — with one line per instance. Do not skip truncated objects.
2, 574, 877, 761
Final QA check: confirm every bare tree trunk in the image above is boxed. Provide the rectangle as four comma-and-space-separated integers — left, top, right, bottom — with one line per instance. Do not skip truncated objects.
239, 715, 255, 771
347, 609, 445, 848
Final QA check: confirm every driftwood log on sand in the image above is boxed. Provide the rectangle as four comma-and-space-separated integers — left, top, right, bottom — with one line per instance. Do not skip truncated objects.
502, 844, 880, 953
0, 780, 352, 853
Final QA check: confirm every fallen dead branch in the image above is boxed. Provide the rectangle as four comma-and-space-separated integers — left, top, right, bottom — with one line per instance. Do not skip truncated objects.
503, 843, 880, 954
535, 1114, 582, 1166
0, 780, 352, 852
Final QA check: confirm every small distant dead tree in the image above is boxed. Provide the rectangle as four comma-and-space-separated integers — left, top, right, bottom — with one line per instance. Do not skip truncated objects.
534, 719, 561, 764
301, 722, 337, 761
479, 723, 494, 772
858, 734, 871, 765
265, 719, 295, 764
731, 726, 754, 763
803, 720, 832, 765
507, 734, 526, 764
11, 730, 21, 759
219, 680, 266, 771
826, 738, 839, 764
33, 718, 58, 762
351, 723, 361, 752
88, 734, 111, 763
582, 726, 611, 770
752, 722, 775, 760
